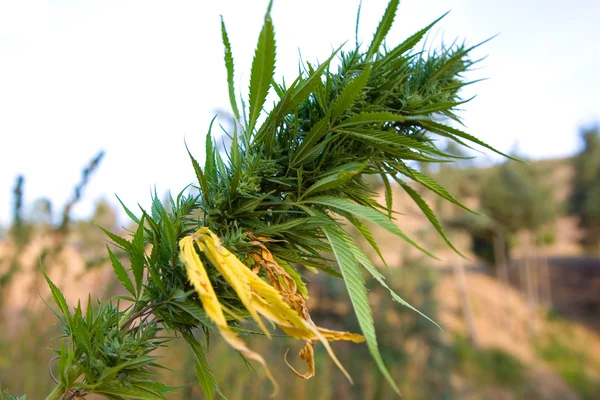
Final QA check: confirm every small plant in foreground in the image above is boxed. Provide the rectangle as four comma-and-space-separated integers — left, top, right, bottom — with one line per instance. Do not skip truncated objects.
41, 0, 509, 398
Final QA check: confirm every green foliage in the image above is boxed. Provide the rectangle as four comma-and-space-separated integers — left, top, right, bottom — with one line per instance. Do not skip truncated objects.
453, 335, 526, 388
570, 125, 600, 253
0, 388, 26, 400
220, 17, 240, 122
42, 273, 174, 400
41, 0, 506, 397
323, 225, 399, 393
480, 159, 558, 233
107, 246, 136, 298
247, 1, 276, 136
183, 332, 224, 400
445, 212, 510, 266
538, 334, 600, 399
399, 179, 462, 255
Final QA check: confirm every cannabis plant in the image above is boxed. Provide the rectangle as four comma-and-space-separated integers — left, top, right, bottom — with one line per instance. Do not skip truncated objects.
41, 0, 508, 398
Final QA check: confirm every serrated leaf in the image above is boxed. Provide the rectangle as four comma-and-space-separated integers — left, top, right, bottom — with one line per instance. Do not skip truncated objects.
130, 216, 146, 296
427, 38, 493, 85
290, 46, 341, 107
335, 128, 446, 156
99, 227, 132, 252
380, 12, 449, 65
247, 4, 276, 135
344, 213, 387, 268
221, 17, 240, 121
303, 196, 437, 259
301, 163, 367, 199
292, 136, 332, 168
323, 225, 400, 394
260, 216, 333, 236
355, 0, 362, 47
107, 246, 135, 297
204, 117, 218, 189
330, 66, 371, 121
170, 300, 213, 326
214, 143, 227, 178
231, 192, 273, 217
86, 293, 93, 324
150, 188, 163, 223
380, 172, 393, 218
95, 384, 167, 400
183, 332, 227, 400
335, 111, 407, 128
339, 228, 442, 330
419, 120, 518, 160
393, 163, 474, 213
398, 180, 464, 256
112, 295, 136, 302
71, 310, 92, 356
254, 46, 342, 147
116, 195, 140, 224
186, 143, 210, 198
229, 130, 241, 195
96, 356, 160, 383
292, 114, 330, 165
413, 97, 474, 115
366, 0, 400, 59
274, 250, 342, 278
132, 381, 175, 398
41, 266, 72, 328
160, 207, 177, 259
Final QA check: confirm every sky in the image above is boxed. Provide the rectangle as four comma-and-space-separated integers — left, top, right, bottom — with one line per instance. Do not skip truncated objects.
1, 0, 599, 226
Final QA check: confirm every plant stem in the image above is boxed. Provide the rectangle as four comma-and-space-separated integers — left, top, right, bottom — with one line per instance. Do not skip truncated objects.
45, 384, 66, 400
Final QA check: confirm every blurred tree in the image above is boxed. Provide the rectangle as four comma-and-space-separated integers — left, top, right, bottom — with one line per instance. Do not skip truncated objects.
480, 159, 559, 334
480, 160, 558, 234
570, 125, 600, 256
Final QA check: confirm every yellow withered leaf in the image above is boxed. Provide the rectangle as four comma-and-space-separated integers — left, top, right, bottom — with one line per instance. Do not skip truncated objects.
284, 342, 315, 380
179, 227, 365, 389
179, 235, 278, 395
248, 238, 365, 381
193, 227, 270, 336
179, 236, 227, 327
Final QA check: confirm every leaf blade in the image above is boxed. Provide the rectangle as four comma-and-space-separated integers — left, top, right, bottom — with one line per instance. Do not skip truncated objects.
340, 229, 442, 330
330, 66, 371, 121
323, 225, 400, 394
41, 265, 72, 328
107, 246, 136, 297
221, 17, 240, 121
366, 0, 400, 59
304, 196, 437, 259
130, 216, 146, 296
247, 5, 276, 134
398, 180, 463, 256
183, 332, 227, 400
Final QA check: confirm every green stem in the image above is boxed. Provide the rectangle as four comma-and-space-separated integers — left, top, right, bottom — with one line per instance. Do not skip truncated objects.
45, 384, 66, 400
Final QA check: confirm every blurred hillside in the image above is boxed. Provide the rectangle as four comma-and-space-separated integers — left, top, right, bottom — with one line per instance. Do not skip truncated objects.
1, 146, 600, 399
369, 155, 600, 329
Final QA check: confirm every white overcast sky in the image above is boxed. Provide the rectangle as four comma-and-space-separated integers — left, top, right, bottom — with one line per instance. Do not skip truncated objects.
1, 0, 599, 225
